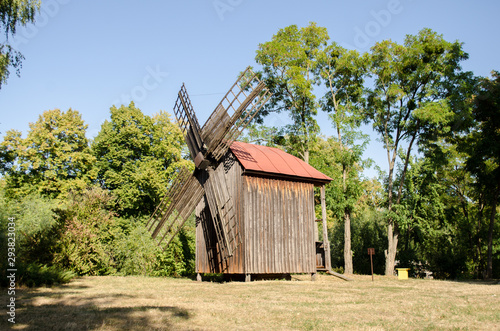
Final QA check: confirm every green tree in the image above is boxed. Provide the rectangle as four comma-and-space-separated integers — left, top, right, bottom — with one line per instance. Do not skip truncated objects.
316, 42, 369, 274
429, 141, 486, 278
395, 152, 466, 278
0, 108, 95, 199
352, 178, 387, 275
240, 124, 282, 147
92, 102, 190, 217
365, 28, 469, 275
254, 22, 329, 163
463, 71, 500, 279
310, 136, 368, 274
324, 171, 387, 275
0, 0, 40, 88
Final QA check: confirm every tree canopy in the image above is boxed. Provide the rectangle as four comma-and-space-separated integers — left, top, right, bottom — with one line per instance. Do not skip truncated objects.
463, 71, 500, 279
0, 0, 40, 88
255, 22, 329, 163
365, 28, 470, 275
92, 102, 191, 217
0, 108, 95, 199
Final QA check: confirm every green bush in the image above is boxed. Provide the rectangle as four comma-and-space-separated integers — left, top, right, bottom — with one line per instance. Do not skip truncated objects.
17, 263, 76, 287
0, 183, 198, 281
112, 219, 159, 276
0, 189, 76, 286
153, 237, 188, 277
54, 187, 117, 276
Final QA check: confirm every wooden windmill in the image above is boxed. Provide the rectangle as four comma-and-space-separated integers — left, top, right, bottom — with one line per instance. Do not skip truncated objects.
148, 67, 341, 281
147, 67, 271, 268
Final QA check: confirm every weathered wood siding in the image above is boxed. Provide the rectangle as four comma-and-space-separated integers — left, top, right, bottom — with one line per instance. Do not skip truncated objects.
243, 176, 316, 274
196, 154, 245, 274
196, 151, 317, 275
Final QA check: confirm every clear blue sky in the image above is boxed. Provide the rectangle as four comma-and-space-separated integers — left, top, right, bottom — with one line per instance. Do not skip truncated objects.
1, 0, 499, 178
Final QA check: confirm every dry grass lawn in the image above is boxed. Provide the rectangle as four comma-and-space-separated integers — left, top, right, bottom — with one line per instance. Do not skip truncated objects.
2, 274, 499, 330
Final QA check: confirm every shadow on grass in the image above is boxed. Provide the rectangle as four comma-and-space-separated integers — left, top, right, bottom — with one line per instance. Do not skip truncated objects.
455, 279, 500, 286
14, 304, 190, 330
1, 282, 191, 331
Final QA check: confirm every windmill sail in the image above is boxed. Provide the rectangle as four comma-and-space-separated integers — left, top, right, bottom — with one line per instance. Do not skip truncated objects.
202, 67, 271, 161
148, 67, 271, 262
202, 166, 240, 261
147, 166, 205, 250
173, 84, 204, 161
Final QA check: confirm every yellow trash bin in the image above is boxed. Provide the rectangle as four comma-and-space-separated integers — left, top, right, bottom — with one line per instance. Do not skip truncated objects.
396, 268, 410, 280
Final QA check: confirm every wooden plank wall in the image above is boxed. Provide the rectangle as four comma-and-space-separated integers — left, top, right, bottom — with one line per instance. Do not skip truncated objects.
243, 176, 316, 274
196, 151, 317, 275
195, 153, 245, 274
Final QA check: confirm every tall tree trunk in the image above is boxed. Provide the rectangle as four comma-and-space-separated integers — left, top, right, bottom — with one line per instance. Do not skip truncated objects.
341, 163, 353, 274
476, 198, 485, 278
385, 144, 399, 277
344, 209, 353, 274
486, 180, 500, 279
385, 131, 416, 276
384, 142, 398, 276
385, 222, 399, 276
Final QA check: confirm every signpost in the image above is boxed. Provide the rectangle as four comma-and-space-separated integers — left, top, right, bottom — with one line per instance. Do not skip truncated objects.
367, 248, 375, 281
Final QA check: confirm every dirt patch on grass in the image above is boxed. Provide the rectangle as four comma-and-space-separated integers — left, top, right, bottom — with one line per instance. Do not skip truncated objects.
2, 274, 499, 330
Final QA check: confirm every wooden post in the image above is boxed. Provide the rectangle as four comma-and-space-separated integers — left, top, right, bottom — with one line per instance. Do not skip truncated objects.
197, 273, 202, 282
245, 274, 251, 282
321, 185, 331, 270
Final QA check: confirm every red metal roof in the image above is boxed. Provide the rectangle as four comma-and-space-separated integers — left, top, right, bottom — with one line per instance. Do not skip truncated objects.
230, 141, 332, 184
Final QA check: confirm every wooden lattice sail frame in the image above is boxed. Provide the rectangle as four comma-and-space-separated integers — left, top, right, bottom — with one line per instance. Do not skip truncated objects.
147, 67, 271, 265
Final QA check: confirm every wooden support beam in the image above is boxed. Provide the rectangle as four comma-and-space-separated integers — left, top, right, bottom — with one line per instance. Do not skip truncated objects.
321, 185, 332, 271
